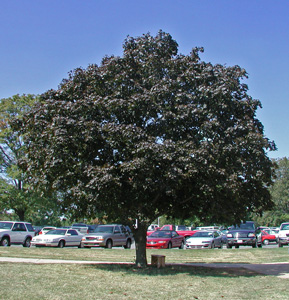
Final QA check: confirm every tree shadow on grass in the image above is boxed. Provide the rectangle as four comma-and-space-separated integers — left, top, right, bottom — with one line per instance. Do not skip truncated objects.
83, 263, 261, 278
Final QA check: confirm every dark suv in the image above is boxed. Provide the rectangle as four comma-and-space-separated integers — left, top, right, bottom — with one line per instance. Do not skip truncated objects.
226, 221, 262, 249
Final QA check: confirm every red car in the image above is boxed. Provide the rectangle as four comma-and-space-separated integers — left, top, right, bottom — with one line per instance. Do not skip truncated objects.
261, 230, 277, 245
146, 230, 185, 249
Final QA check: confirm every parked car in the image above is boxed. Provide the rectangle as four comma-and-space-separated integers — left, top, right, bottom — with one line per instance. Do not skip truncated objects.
71, 223, 89, 234
226, 221, 262, 248
261, 230, 277, 245
269, 227, 280, 238
146, 230, 185, 249
0, 221, 35, 247
38, 226, 56, 235
148, 224, 159, 232
159, 224, 197, 239
31, 228, 83, 248
277, 222, 289, 247
80, 224, 133, 249
185, 230, 223, 249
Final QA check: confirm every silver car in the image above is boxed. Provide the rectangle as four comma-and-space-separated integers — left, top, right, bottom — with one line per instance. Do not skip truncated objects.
0, 221, 35, 247
185, 230, 223, 249
81, 224, 133, 249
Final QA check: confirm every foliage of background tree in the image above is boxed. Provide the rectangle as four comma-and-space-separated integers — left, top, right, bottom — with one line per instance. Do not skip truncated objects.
19, 31, 275, 266
0, 94, 61, 222
251, 157, 289, 226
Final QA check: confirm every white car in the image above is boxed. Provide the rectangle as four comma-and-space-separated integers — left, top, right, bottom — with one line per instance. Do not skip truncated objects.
186, 230, 223, 249
38, 226, 56, 235
31, 228, 83, 248
278, 223, 289, 247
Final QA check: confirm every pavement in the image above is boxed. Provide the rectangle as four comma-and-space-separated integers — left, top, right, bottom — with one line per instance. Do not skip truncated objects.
1, 257, 289, 279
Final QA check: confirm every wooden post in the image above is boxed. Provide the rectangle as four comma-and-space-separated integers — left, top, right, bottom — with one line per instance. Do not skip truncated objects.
151, 255, 166, 268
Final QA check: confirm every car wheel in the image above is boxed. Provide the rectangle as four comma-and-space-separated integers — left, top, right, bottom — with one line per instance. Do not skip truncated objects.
0, 237, 10, 247
58, 240, 65, 248
235, 245, 239, 249
167, 242, 172, 249
124, 239, 131, 249
278, 243, 283, 247
106, 239, 113, 249
226, 243, 232, 249
23, 237, 31, 247
263, 239, 269, 245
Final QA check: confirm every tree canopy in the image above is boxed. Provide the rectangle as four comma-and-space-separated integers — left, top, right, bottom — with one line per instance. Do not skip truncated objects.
18, 31, 275, 266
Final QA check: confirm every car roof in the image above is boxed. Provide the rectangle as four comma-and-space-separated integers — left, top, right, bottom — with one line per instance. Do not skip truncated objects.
0, 221, 30, 223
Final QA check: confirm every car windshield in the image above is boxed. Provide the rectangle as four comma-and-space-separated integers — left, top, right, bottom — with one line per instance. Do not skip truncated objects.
46, 229, 66, 235
230, 223, 255, 230
150, 231, 172, 238
94, 226, 114, 233
0, 222, 13, 229
192, 231, 214, 238
280, 224, 289, 230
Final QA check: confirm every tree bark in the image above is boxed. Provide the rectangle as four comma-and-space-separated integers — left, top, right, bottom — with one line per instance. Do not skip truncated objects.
15, 208, 25, 221
133, 221, 148, 268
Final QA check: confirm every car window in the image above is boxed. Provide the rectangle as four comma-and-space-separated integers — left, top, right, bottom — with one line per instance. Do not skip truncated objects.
150, 231, 172, 238
25, 223, 34, 232
280, 224, 289, 230
19, 223, 26, 231
94, 226, 114, 233
0, 222, 13, 230
47, 229, 66, 235
68, 230, 78, 235
13, 223, 26, 231
193, 231, 213, 238
114, 226, 121, 233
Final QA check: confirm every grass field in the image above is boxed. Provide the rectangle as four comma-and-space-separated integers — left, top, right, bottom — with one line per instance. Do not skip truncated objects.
1, 246, 289, 299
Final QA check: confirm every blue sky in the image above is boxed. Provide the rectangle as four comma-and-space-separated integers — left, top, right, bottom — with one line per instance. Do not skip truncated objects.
1, 1, 288, 159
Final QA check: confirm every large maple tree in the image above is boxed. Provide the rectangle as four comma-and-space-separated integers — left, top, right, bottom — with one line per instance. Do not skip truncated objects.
18, 31, 275, 266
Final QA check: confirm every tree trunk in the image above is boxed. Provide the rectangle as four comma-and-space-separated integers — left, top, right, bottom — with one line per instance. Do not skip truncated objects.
15, 208, 25, 221
133, 221, 148, 268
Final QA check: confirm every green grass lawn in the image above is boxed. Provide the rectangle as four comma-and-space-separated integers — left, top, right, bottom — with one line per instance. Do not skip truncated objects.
1, 247, 289, 299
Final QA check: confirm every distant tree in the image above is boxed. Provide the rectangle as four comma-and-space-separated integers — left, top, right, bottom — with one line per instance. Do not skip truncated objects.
251, 157, 289, 226
271, 157, 289, 213
0, 94, 60, 221
18, 31, 275, 267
